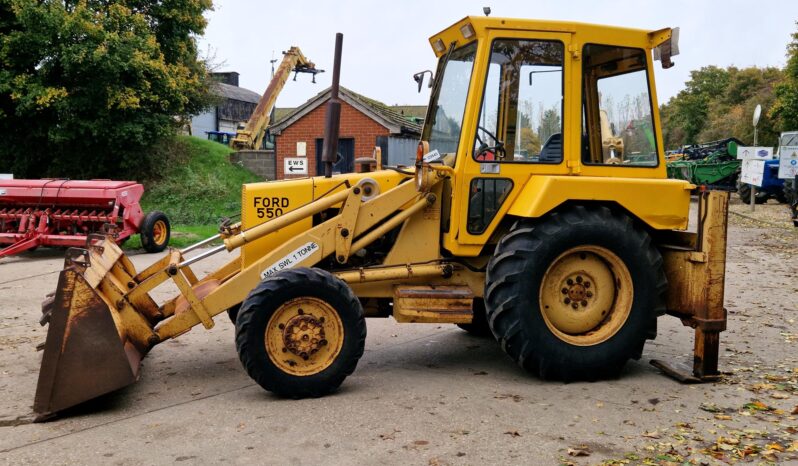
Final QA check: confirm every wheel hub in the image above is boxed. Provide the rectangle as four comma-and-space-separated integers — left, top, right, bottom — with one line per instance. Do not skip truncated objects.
265, 297, 344, 376
539, 246, 634, 346
281, 314, 327, 359
562, 275, 593, 307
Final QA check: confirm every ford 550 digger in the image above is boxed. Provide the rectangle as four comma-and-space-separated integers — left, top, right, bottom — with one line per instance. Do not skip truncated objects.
34, 17, 730, 420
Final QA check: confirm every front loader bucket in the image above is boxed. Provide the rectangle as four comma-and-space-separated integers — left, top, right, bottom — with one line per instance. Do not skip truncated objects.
33, 267, 144, 421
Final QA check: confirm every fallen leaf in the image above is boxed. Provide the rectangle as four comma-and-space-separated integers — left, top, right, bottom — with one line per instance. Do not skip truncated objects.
743, 400, 772, 411
503, 431, 521, 437
714, 414, 732, 421
413, 440, 430, 446
567, 446, 590, 457
766, 442, 784, 452
792, 405, 798, 415
770, 392, 790, 399
642, 430, 661, 439
699, 402, 723, 413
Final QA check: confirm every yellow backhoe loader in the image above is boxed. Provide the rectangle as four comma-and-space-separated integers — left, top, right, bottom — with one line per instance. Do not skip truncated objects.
33, 16, 729, 421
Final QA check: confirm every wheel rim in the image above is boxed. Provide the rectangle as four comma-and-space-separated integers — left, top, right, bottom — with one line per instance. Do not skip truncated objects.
265, 297, 344, 376
152, 220, 168, 245
538, 245, 633, 346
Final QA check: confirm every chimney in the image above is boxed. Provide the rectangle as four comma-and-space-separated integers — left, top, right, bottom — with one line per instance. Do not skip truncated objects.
211, 72, 240, 87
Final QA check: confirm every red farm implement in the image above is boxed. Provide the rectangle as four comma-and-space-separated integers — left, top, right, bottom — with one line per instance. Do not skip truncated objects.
0, 179, 170, 258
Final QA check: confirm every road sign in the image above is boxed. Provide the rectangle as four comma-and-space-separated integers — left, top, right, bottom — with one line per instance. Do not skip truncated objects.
753, 104, 762, 127
778, 146, 798, 179
736, 146, 773, 160
741, 159, 765, 187
284, 157, 308, 175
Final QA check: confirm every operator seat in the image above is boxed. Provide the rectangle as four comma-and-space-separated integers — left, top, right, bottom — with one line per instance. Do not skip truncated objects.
539, 133, 562, 163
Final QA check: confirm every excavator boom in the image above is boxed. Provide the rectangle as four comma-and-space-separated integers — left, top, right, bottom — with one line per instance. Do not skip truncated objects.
229, 47, 322, 150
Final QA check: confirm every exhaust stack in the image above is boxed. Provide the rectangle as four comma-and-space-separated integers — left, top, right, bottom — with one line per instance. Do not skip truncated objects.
321, 33, 343, 178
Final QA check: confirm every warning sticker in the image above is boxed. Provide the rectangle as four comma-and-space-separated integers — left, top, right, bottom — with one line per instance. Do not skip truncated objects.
260, 242, 319, 279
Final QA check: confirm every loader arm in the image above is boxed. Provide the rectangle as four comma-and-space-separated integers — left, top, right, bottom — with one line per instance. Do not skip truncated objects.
230, 47, 321, 150
33, 171, 456, 419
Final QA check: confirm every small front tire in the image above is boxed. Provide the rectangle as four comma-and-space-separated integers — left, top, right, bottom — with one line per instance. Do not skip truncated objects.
235, 268, 366, 398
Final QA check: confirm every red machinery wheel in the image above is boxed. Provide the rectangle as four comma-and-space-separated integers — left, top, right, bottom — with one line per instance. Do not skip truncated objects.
140, 211, 171, 253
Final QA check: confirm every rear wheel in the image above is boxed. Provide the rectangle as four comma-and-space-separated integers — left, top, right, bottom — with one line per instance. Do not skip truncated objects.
140, 211, 170, 253
736, 181, 768, 204
235, 268, 366, 398
485, 205, 666, 381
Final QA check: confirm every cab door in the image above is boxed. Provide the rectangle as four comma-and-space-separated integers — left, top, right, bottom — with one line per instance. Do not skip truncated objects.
444, 31, 572, 256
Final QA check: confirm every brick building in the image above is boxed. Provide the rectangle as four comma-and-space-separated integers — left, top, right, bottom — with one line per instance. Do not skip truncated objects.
270, 87, 423, 179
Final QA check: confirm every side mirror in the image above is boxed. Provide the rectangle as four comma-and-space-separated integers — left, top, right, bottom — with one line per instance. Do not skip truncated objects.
652, 27, 680, 69
413, 70, 434, 93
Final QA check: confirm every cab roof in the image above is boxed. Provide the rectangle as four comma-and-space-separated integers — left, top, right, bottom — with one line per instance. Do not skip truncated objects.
428, 16, 671, 57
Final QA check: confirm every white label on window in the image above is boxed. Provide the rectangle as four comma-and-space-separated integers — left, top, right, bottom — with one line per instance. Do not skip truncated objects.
423, 150, 441, 162
260, 242, 319, 279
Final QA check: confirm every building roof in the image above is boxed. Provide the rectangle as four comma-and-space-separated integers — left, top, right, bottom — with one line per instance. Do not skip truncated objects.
270, 87, 422, 136
214, 82, 261, 104
390, 105, 427, 121
273, 107, 295, 122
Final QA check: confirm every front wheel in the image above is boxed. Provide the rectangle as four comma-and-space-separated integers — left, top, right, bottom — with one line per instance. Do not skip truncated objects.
485, 205, 667, 381
235, 268, 366, 398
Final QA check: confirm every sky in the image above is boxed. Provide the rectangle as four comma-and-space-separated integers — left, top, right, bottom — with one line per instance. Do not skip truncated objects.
198, 0, 797, 109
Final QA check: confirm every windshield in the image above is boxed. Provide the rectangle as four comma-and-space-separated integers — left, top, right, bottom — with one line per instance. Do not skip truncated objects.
781, 133, 798, 147
422, 42, 478, 159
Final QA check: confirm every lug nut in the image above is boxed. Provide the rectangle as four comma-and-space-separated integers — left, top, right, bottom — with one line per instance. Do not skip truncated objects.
584, 282, 591, 288
566, 278, 574, 285
298, 309, 304, 315
581, 300, 588, 307
586, 291, 593, 298
564, 298, 571, 304
320, 339, 328, 346
576, 276, 582, 283
319, 317, 325, 323
282, 347, 288, 353
300, 352, 309, 360
571, 303, 579, 309
278, 323, 285, 330
561, 288, 568, 294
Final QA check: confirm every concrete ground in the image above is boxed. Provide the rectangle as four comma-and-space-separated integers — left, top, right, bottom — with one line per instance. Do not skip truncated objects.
1, 197, 797, 465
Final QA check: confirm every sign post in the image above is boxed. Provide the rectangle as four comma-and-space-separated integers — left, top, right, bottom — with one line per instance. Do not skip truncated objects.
750, 104, 762, 212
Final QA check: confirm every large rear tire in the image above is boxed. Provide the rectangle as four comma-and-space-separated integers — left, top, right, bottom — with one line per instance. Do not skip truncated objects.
485, 205, 667, 381
235, 268, 366, 398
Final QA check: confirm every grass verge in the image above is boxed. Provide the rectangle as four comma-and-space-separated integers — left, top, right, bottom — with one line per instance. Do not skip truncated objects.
123, 135, 259, 252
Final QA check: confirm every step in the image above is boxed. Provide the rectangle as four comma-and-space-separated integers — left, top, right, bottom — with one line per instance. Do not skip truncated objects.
393, 285, 474, 323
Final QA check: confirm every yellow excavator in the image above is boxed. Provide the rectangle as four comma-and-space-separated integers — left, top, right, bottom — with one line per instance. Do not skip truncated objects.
229, 47, 322, 151
33, 16, 729, 421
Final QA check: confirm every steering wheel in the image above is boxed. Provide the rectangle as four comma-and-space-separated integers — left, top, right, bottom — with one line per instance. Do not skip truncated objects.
475, 125, 506, 159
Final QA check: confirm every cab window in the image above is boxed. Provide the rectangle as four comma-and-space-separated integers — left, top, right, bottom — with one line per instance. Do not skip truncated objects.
581, 44, 658, 166
473, 39, 564, 163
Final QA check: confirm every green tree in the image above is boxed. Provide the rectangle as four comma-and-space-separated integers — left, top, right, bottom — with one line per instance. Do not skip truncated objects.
0, 0, 213, 178
537, 106, 560, 144
771, 22, 798, 132
661, 65, 784, 149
